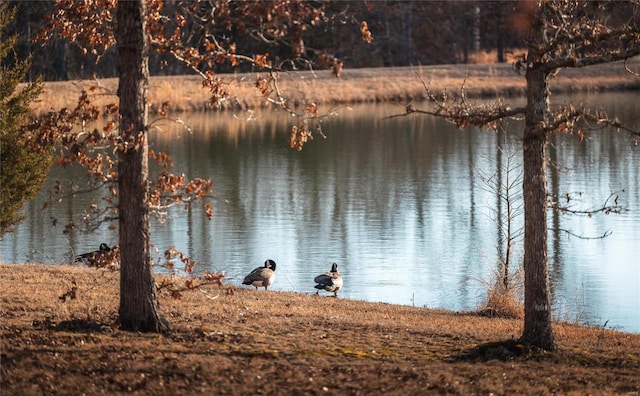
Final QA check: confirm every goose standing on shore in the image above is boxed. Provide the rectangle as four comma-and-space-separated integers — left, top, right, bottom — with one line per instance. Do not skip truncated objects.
75, 243, 112, 266
242, 259, 277, 290
314, 263, 343, 297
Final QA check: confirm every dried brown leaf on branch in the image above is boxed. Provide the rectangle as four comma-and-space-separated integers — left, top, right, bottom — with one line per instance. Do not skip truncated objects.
288, 124, 314, 151
360, 21, 373, 43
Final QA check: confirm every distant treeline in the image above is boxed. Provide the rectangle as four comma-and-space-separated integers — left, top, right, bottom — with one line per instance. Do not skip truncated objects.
5, 1, 529, 82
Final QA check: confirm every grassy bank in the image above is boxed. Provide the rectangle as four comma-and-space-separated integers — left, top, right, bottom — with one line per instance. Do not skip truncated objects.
1, 264, 639, 395
31, 60, 640, 116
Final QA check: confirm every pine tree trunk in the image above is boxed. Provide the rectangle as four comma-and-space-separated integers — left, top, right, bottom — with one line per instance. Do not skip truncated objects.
520, 64, 555, 350
116, 0, 168, 332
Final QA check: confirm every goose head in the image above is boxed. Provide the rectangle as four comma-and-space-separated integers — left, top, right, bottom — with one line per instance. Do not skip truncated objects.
265, 259, 276, 271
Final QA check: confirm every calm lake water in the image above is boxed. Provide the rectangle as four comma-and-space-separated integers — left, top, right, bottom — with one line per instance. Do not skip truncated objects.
2, 92, 639, 333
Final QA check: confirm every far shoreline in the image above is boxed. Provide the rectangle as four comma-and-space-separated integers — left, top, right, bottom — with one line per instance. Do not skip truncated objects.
31, 60, 640, 117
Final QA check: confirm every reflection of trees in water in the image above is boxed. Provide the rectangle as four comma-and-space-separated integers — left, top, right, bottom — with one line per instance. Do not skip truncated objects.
547, 127, 637, 324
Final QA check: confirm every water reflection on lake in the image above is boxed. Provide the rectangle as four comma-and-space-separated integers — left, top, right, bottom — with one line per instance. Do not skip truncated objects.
1, 92, 639, 333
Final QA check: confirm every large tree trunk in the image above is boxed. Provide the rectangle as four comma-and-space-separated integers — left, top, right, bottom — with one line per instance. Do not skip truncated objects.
520, 63, 555, 350
116, 0, 168, 332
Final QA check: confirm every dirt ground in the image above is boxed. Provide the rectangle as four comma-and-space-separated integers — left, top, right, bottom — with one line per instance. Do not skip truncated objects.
1, 264, 639, 395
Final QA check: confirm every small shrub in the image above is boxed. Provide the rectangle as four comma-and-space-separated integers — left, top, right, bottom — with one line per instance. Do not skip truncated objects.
477, 262, 524, 319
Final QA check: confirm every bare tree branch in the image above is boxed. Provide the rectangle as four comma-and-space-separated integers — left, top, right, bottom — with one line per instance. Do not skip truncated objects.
544, 103, 640, 140
624, 57, 640, 78
549, 191, 626, 216
556, 228, 613, 240
383, 72, 526, 129
543, 48, 640, 72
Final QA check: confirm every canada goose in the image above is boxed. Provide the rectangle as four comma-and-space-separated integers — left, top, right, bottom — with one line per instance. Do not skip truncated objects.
242, 259, 277, 290
75, 243, 111, 265
314, 263, 343, 297
74, 243, 120, 270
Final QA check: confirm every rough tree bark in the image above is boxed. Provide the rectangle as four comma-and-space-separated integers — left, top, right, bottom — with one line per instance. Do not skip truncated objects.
521, 67, 555, 350
116, 0, 168, 332
519, 4, 556, 350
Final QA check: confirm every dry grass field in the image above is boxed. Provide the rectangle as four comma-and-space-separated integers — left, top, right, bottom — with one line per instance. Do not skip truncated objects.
1, 264, 639, 395
30, 60, 640, 117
